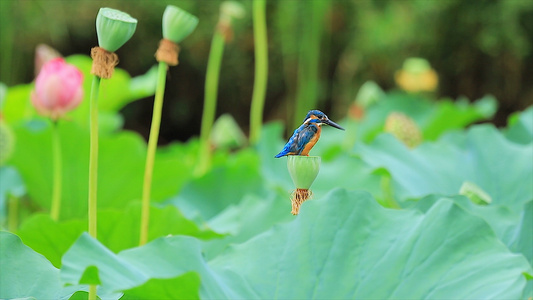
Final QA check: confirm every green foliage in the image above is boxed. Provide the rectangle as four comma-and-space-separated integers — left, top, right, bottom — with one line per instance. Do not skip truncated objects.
1, 49, 532, 298
6, 190, 531, 299
121, 272, 200, 300
2, 54, 157, 127
16, 203, 221, 268
355, 124, 533, 212
201, 190, 530, 299
506, 106, 533, 144
0, 231, 83, 299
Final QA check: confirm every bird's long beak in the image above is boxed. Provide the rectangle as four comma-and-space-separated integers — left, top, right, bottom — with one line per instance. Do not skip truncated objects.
324, 119, 345, 130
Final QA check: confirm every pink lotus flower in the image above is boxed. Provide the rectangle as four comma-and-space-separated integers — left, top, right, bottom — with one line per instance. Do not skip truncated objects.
31, 58, 84, 120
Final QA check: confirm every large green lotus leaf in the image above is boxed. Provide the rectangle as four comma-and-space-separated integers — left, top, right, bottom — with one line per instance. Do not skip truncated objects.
61, 233, 205, 299
97, 202, 222, 253
8, 119, 143, 219
61, 233, 140, 299
68, 291, 101, 300
7, 118, 192, 220
355, 124, 533, 212
0, 231, 83, 299
411, 195, 532, 263
203, 189, 531, 299
150, 141, 199, 203
505, 106, 533, 144
203, 190, 294, 259
312, 153, 382, 199
421, 95, 497, 140
70, 190, 530, 299
166, 149, 267, 221
0, 231, 62, 299
121, 272, 200, 300
510, 200, 533, 265
1, 83, 33, 124
411, 196, 533, 300
15, 214, 85, 268
506, 199, 533, 299
16, 203, 221, 268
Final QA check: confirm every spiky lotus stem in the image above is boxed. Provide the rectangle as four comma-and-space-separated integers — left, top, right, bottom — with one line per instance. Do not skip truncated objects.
287, 156, 320, 215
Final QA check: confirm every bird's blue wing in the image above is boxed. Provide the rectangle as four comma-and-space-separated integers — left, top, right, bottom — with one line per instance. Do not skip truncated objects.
275, 124, 317, 157
294, 125, 318, 151
275, 128, 299, 157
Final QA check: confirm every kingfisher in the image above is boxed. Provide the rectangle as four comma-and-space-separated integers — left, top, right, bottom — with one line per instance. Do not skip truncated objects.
275, 110, 345, 158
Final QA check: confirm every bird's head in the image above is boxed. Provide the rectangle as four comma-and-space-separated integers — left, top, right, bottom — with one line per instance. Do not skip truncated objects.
304, 110, 345, 130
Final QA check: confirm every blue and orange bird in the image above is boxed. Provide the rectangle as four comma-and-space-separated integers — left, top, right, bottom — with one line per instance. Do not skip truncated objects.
275, 110, 345, 158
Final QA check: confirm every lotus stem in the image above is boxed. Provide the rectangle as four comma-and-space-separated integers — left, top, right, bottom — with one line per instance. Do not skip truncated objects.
89, 285, 97, 300
380, 174, 399, 209
50, 121, 62, 221
196, 30, 225, 176
87, 74, 100, 300
88, 75, 100, 239
140, 5, 198, 245
139, 61, 167, 246
7, 194, 18, 231
89, 8, 137, 300
249, 0, 268, 145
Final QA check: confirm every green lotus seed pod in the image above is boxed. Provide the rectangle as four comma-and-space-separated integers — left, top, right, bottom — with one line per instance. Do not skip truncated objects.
287, 156, 321, 190
403, 57, 431, 75
384, 112, 422, 148
96, 8, 137, 52
220, 1, 245, 24
0, 121, 14, 166
460, 181, 492, 205
162, 5, 199, 43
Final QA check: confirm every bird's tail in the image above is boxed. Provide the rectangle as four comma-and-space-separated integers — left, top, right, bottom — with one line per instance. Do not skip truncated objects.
274, 152, 286, 158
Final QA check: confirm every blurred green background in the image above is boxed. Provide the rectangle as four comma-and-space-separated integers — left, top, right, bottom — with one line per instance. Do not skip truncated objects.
1, 0, 532, 142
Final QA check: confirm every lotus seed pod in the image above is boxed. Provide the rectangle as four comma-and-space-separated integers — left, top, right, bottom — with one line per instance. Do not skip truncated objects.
394, 57, 438, 92
384, 112, 422, 148
162, 5, 199, 43
0, 121, 14, 165
96, 8, 137, 52
287, 156, 321, 190
220, 1, 246, 23
460, 181, 492, 205
217, 1, 245, 42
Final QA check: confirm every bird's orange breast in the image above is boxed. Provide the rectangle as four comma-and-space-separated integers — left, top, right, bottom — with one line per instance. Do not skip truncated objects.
300, 126, 321, 156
